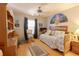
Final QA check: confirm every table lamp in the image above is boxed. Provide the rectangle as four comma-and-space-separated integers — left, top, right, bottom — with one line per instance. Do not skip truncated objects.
75, 29, 79, 40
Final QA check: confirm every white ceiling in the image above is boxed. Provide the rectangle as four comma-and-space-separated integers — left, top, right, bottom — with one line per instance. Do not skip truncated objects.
8, 3, 79, 17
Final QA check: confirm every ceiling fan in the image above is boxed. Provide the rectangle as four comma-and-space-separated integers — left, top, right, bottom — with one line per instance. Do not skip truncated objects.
36, 3, 48, 16
37, 6, 43, 13
37, 6, 43, 16
30, 3, 47, 16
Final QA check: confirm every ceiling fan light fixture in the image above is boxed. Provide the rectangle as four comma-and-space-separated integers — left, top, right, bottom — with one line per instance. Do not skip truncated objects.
37, 6, 42, 13
38, 9, 42, 13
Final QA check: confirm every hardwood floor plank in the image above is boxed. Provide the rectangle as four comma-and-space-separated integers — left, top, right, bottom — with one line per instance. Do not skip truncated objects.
17, 39, 79, 56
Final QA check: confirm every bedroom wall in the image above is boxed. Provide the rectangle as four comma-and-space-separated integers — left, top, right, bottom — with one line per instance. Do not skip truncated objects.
13, 5, 79, 39
62, 5, 79, 33
13, 9, 48, 40
13, 11, 25, 41
47, 5, 79, 33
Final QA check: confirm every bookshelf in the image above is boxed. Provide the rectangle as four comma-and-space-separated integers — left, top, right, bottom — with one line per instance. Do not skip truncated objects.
0, 4, 17, 56
7, 10, 15, 46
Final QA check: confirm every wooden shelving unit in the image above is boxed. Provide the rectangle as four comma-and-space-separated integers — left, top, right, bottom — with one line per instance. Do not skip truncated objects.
7, 10, 18, 49
0, 4, 17, 56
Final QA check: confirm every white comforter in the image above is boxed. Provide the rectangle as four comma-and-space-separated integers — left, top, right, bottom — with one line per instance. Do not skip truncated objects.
39, 33, 64, 52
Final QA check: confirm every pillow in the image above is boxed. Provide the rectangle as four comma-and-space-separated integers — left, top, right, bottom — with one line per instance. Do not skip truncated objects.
46, 30, 55, 36
45, 29, 51, 35
51, 31, 55, 35
55, 31, 65, 41
55, 31, 65, 37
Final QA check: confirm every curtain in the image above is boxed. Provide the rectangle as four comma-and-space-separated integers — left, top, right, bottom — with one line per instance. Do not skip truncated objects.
24, 17, 28, 40
34, 18, 38, 38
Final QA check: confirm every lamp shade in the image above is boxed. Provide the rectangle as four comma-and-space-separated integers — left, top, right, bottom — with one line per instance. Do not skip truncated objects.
75, 29, 79, 35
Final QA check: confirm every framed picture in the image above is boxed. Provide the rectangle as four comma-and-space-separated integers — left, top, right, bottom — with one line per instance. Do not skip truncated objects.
15, 20, 19, 27
39, 23, 43, 27
50, 13, 68, 24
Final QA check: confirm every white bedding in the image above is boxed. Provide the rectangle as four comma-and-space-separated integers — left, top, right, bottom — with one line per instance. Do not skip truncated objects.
39, 31, 65, 52
40, 34, 57, 49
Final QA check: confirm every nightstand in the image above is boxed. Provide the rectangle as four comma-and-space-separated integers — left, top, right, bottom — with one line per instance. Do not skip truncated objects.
71, 41, 79, 55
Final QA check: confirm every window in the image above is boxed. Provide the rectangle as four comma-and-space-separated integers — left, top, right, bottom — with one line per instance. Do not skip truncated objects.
28, 20, 35, 34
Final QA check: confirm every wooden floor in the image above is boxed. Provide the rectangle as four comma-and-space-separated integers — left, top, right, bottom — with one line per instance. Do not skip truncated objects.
17, 39, 79, 56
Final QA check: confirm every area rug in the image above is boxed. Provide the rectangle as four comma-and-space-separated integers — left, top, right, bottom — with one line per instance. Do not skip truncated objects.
29, 43, 48, 56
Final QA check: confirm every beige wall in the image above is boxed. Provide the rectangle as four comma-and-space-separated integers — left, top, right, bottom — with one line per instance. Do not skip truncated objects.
62, 6, 79, 33
13, 10, 48, 40
13, 5, 79, 40
47, 5, 79, 33
13, 11, 25, 40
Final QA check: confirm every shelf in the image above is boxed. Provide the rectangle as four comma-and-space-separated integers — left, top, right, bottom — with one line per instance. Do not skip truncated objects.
7, 37, 17, 47
8, 30, 14, 34
8, 22, 14, 30
0, 4, 17, 56
7, 11, 13, 19
8, 20, 14, 25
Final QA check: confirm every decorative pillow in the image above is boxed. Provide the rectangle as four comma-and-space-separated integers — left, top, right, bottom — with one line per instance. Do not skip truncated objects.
51, 31, 55, 35
55, 31, 65, 41
45, 29, 51, 35
46, 30, 55, 36
55, 31, 65, 37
